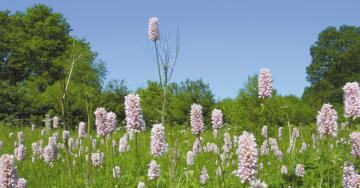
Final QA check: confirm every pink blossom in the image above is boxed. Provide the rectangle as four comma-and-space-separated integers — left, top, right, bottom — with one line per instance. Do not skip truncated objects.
343, 82, 360, 119
295, 164, 305, 177
17, 131, 23, 145
150, 124, 167, 157
0, 154, 18, 188
14, 144, 25, 161
43, 145, 55, 165
119, 134, 128, 154
190, 104, 204, 135
125, 93, 146, 132
137, 182, 145, 188
78, 122, 86, 138
62, 130, 70, 141
105, 112, 117, 134
53, 116, 59, 128
261, 126, 267, 138
17, 178, 26, 188
260, 140, 268, 156
316, 103, 338, 137
237, 131, 258, 183
350, 132, 360, 159
281, 165, 288, 175
258, 68, 272, 99
343, 161, 355, 188
212, 109, 223, 131
148, 17, 159, 41
113, 166, 121, 179
186, 151, 194, 166
199, 167, 209, 184
94, 107, 108, 136
148, 160, 160, 180
91, 151, 104, 167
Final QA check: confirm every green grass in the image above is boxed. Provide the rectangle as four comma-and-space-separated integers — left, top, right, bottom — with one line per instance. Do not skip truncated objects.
0, 122, 358, 187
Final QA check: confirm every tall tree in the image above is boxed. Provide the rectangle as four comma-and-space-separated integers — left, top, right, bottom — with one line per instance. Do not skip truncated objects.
303, 25, 360, 108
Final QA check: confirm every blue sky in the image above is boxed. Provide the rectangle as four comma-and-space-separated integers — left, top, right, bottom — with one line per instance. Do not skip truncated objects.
2, 1, 360, 100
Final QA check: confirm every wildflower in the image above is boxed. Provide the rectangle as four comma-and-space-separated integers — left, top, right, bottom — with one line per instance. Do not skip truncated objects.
148, 160, 160, 180
125, 93, 146, 132
343, 82, 360, 119
252, 180, 267, 188
224, 133, 232, 148
0, 154, 18, 188
78, 122, 86, 138
62, 130, 70, 141
17, 132, 24, 145
186, 151, 194, 166
91, 151, 104, 167
43, 145, 55, 165
316, 103, 338, 137
137, 182, 145, 188
94, 107, 108, 136
237, 131, 258, 183
261, 126, 267, 138
343, 161, 355, 188
148, 17, 159, 41
190, 104, 204, 135
113, 166, 121, 179
258, 68, 272, 99
92, 139, 97, 150
299, 142, 307, 153
212, 109, 223, 138
14, 145, 25, 161
295, 164, 305, 177
260, 140, 268, 156
269, 138, 282, 159
192, 137, 202, 155
350, 132, 360, 159
278, 127, 283, 140
105, 112, 117, 134
150, 124, 167, 157
281, 165, 288, 175
199, 167, 209, 184
53, 116, 59, 128
119, 135, 128, 153
17, 178, 26, 188
216, 167, 222, 176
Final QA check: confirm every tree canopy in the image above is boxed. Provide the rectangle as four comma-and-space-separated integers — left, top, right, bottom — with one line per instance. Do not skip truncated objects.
303, 25, 360, 109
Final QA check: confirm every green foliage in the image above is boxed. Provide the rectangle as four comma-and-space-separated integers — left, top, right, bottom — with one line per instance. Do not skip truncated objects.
138, 79, 215, 127
0, 5, 105, 127
217, 75, 314, 135
304, 25, 360, 109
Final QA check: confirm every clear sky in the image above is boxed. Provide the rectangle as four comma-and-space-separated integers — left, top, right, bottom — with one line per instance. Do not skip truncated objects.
2, 1, 360, 100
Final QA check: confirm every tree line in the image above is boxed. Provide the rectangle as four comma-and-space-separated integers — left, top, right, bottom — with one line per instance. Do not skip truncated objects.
0, 4, 358, 129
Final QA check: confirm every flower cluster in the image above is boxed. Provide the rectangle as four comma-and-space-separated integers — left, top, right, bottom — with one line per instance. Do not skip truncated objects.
211, 109, 223, 135
295, 164, 305, 177
78, 122, 86, 138
148, 160, 160, 180
200, 167, 209, 184
148, 17, 159, 41
190, 104, 204, 135
343, 82, 360, 119
0, 154, 18, 188
350, 132, 360, 159
237, 131, 258, 183
343, 161, 355, 188
150, 124, 168, 157
258, 68, 272, 99
14, 144, 25, 161
316, 103, 338, 137
91, 151, 104, 167
125, 93, 146, 132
